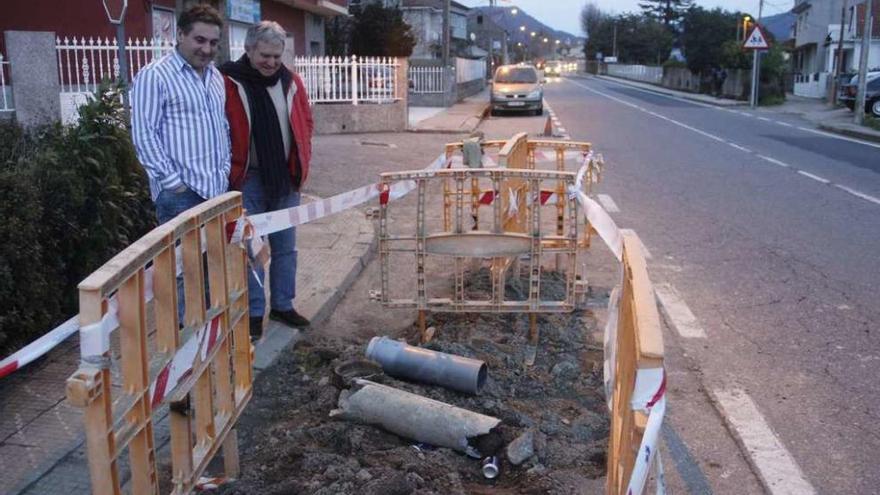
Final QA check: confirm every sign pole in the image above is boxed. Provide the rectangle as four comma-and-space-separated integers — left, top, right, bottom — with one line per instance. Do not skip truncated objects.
749, 0, 764, 108
750, 49, 759, 108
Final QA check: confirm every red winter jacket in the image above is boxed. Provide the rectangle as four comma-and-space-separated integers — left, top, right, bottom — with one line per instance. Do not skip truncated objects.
224, 69, 313, 190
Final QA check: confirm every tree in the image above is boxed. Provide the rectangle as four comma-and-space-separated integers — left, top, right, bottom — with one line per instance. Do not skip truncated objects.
639, 0, 693, 28
348, 4, 416, 57
680, 7, 742, 74
581, 2, 612, 61
615, 14, 674, 64
581, 5, 673, 65
325, 15, 353, 56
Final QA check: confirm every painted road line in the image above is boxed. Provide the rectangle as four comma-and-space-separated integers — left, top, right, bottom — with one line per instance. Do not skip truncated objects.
568, 79, 880, 208
595, 76, 720, 110
776, 121, 794, 127
642, 109, 727, 143
588, 77, 880, 150
796, 170, 831, 184
654, 283, 706, 338
597, 194, 620, 213
757, 116, 772, 122
728, 142, 751, 152
835, 184, 880, 205
757, 154, 791, 168
713, 389, 816, 495
796, 126, 880, 150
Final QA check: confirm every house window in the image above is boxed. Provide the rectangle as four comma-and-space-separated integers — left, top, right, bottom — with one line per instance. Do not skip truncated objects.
229, 22, 249, 60
152, 7, 176, 44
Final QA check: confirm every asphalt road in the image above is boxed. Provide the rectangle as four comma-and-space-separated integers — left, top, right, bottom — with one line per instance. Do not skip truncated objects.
534, 75, 880, 494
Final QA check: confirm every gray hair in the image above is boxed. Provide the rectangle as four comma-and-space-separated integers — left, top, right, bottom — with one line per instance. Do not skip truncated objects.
244, 21, 286, 50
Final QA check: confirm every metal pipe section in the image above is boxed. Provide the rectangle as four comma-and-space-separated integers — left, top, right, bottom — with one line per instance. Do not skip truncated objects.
366, 336, 488, 395
482, 456, 500, 479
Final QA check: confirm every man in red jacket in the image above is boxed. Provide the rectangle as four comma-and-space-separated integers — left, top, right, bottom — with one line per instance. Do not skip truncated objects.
220, 21, 313, 340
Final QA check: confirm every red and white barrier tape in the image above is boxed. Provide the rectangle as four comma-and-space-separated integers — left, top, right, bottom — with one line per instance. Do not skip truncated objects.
149, 316, 222, 408
248, 153, 448, 237
569, 153, 622, 260
603, 286, 620, 409
0, 316, 79, 379
627, 368, 667, 495
1, 153, 449, 379
567, 156, 666, 494
478, 189, 561, 206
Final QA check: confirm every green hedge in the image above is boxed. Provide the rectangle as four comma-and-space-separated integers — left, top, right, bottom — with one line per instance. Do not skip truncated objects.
0, 84, 156, 357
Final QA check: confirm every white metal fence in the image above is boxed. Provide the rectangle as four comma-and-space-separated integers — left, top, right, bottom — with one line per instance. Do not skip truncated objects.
56, 36, 173, 93
50, 37, 402, 122
455, 57, 486, 84
291, 56, 401, 104
0, 54, 12, 112
55, 37, 403, 104
606, 64, 663, 85
409, 65, 445, 94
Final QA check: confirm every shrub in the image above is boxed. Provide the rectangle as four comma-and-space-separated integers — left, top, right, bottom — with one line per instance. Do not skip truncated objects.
0, 83, 155, 357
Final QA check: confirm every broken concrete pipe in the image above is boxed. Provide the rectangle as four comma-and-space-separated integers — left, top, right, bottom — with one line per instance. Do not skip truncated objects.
481, 456, 500, 479
330, 379, 501, 454
365, 336, 488, 395
332, 359, 383, 388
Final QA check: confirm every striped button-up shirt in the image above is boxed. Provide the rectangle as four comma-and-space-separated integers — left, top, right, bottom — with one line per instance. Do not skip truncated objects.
131, 50, 230, 201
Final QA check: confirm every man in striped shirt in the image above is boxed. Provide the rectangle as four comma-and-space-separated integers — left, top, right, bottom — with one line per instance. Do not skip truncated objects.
131, 5, 230, 224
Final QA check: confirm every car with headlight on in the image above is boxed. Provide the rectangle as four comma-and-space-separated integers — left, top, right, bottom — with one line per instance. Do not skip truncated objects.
545, 61, 564, 76
490, 65, 544, 116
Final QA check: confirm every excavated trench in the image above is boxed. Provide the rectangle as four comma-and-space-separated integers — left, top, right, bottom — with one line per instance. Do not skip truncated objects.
212, 269, 609, 495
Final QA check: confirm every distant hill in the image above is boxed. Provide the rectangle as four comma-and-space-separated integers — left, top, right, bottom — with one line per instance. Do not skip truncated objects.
762, 12, 795, 42
470, 6, 585, 48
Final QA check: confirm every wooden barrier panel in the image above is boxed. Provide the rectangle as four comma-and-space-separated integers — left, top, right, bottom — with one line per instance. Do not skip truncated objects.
66, 192, 252, 495
606, 231, 665, 495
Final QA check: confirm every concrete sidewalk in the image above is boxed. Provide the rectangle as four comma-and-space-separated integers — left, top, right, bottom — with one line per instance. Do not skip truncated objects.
755, 94, 880, 144
408, 88, 490, 134
0, 194, 376, 494
593, 73, 880, 143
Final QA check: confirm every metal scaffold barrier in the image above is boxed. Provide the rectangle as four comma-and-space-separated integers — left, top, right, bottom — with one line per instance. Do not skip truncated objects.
374, 133, 599, 347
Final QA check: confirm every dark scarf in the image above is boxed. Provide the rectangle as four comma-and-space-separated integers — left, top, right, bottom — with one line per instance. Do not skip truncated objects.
221, 55, 294, 204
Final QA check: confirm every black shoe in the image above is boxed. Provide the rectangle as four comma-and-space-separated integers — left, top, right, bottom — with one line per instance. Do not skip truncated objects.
249, 316, 264, 341
270, 309, 310, 328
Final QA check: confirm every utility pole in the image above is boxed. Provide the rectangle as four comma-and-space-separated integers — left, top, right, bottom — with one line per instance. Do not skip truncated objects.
855, 0, 874, 124
750, 0, 764, 108
612, 23, 618, 58
442, 0, 450, 68
831, 0, 849, 104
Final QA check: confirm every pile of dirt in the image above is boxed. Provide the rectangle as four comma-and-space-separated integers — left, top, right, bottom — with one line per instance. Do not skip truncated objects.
216, 270, 609, 495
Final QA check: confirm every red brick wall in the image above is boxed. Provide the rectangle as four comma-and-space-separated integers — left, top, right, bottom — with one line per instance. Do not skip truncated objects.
0, 0, 175, 53
261, 2, 307, 56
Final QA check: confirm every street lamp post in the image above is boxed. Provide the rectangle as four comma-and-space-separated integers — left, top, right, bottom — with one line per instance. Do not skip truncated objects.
442, 0, 450, 68
102, 0, 130, 112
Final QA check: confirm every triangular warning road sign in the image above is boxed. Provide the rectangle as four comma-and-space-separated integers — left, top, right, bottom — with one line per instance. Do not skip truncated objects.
743, 25, 770, 50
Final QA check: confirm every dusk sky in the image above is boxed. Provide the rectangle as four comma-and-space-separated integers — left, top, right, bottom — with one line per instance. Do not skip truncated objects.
456, 0, 793, 37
